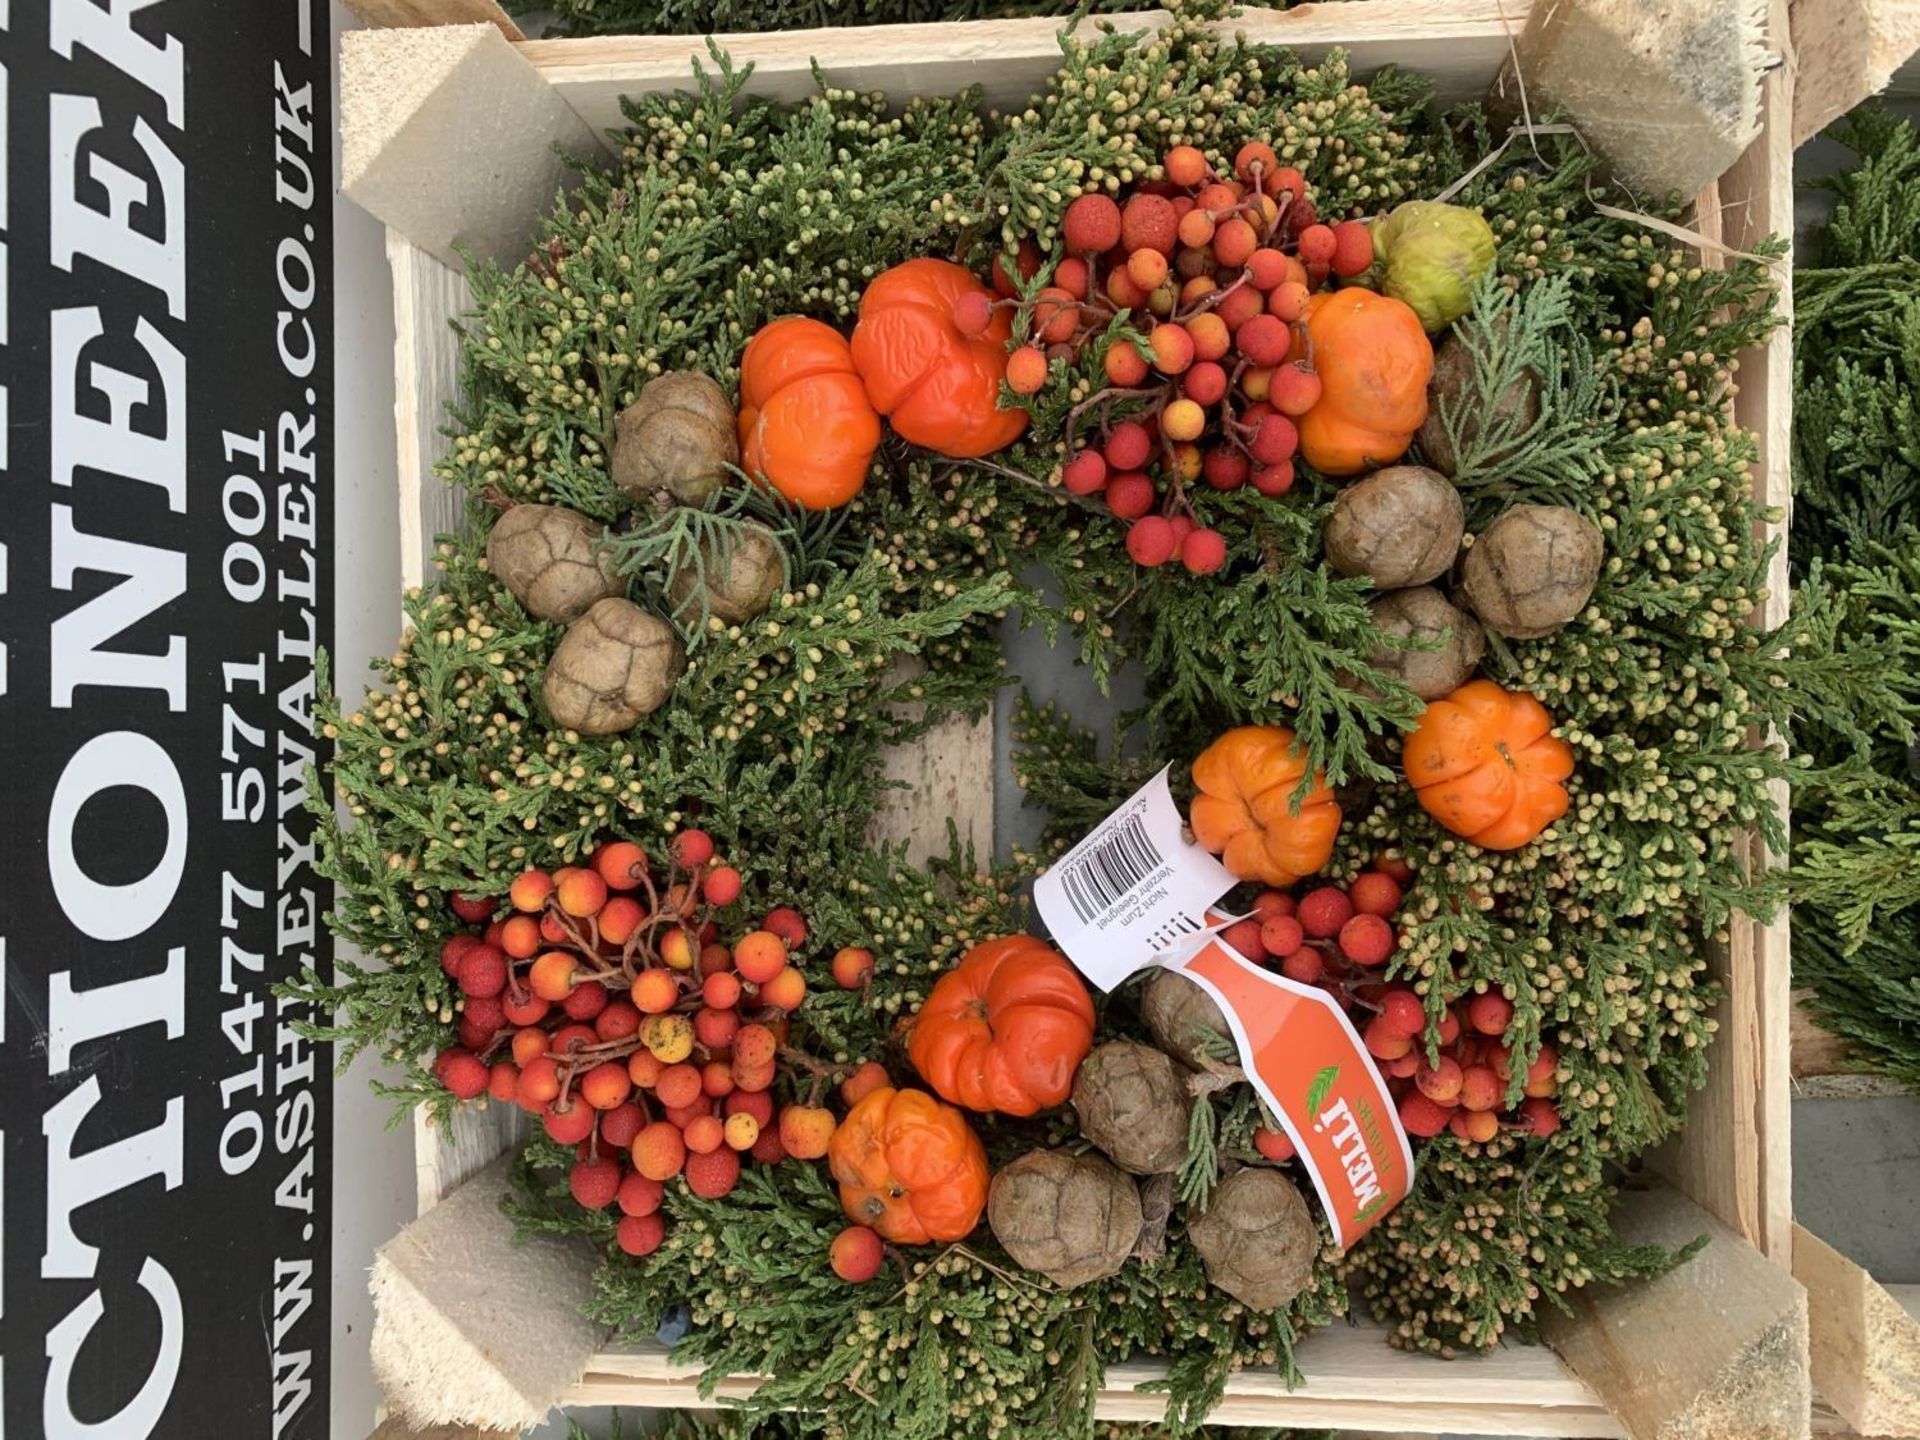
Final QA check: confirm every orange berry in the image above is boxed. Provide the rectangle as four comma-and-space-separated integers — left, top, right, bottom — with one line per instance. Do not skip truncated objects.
1524, 1046, 1561, 1099
733, 931, 788, 985
1268, 282, 1309, 326
733, 1023, 777, 1072
1194, 181, 1239, 215
693, 1005, 739, 1051
580, 1062, 633, 1111
840, 1060, 890, 1107
1149, 323, 1195, 376
778, 1105, 837, 1161
1239, 366, 1273, 402
556, 868, 608, 918
1211, 216, 1257, 268
1185, 311, 1230, 362
685, 1146, 741, 1199
1297, 223, 1337, 265
831, 1225, 885, 1283
1163, 144, 1209, 187
1233, 141, 1278, 184
511, 1027, 550, 1067
1216, 284, 1264, 333
759, 965, 807, 1012
1268, 363, 1323, 417
1161, 398, 1206, 443
487, 1061, 520, 1103
655, 1062, 704, 1109
1126, 247, 1169, 292
1106, 266, 1148, 311
658, 928, 697, 972
725, 1089, 774, 1125
641, 1012, 694, 1064
632, 1121, 687, 1181
499, 914, 541, 960
1104, 342, 1150, 386
631, 968, 679, 1014
831, 946, 875, 990
724, 1112, 760, 1151
1459, 1064, 1502, 1113
1176, 208, 1215, 249
528, 950, 577, 1002
1252, 1126, 1296, 1163
593, 841, 648, 891
515, 1057, 561, 1109
1266, 165, 1307, 201
1450, 1108, 1500, 1144
701, 1059, 735, 1098
509, 869, 554, 913
702, 865, 743, 907
598, 896, 645, 946
1005, 346, 1048, 396
732, 1060, 776, 1094
683, 1114, 726, 1155
1033, 286, 1081, 345
703, 971, 742, 1009
1061, 192, 1123, 253
1178, 275, 1218, 308
618, 1174, 663, 1217
1330, 218, 1375, 277
627, 1050, 664, 1088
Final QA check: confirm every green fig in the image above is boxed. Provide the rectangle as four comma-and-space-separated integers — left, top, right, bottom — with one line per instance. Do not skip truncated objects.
1372, 201, 1496, 333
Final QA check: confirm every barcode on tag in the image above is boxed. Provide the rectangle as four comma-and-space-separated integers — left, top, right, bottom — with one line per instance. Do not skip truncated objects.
1059, 812, 1164, 923
1033, 767, 1238, 993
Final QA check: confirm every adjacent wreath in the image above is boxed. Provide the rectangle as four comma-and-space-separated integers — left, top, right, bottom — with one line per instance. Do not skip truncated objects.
295, 6, 1893, 1437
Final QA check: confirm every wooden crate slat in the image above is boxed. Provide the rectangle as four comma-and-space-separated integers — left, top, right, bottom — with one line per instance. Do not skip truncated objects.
1796, 1224, 1920, 1437
518, 0, 1524, 137
1789, 0, 1920, 146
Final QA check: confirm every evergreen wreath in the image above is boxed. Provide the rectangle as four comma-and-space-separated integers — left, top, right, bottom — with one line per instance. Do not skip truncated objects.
296, 7, 1904, 1437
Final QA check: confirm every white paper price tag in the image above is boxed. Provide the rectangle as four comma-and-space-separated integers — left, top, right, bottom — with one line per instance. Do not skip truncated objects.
1033, 767, 1238, 991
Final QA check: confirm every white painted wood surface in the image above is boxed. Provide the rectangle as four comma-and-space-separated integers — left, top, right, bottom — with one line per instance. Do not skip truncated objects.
361, 3, 1799, 1430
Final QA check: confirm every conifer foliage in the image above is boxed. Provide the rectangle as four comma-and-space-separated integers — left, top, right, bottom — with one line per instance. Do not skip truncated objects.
1790, 105, 1920, 1089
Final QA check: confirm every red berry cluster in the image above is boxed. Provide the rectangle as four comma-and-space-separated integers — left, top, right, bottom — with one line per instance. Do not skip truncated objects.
1211, 856, 1562, 1152
430, 832, 852, 1258
995, 142, 1372, 572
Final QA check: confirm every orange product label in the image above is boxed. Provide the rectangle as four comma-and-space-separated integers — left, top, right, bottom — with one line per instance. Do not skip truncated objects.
1176, 932, 1413, 1249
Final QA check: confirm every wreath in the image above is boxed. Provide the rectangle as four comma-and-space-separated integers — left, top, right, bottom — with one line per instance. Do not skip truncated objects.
296, 6, 1894, 1437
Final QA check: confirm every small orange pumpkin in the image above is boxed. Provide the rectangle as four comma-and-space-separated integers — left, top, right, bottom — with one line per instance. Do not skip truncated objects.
737, 316, 882, 509
827, 1086, 989, 1244
1189, 726, 1342, 887
907, 935, 1095, 1116
850, 258, 1029, 458
1402, 679, 1574, 850
1295, 289, 1433, 476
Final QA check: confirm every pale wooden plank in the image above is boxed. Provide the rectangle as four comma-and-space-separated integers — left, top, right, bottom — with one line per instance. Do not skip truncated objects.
1797, 1224, 1920, 1438
520, 0, 1526, 136
367, 1416, 516, 1440
1540, 1184, 1809, 1440
1653, 3, 1797, 1262
1790, 0, 1920, 145
387, 232, 471, 595
343, 0, 524, 41
344, 24, 605, 268
570, 1323, 1622, 1436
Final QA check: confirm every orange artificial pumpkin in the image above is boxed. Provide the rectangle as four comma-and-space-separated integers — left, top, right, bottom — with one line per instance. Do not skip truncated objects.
1295, 289, 1433, 476
737, 316, 882, 509
1189, 726, 1342, 887
907, 935, 1095, 1116
850, 258, 1029, 458
827, 1086, 989, 1244
1402, 679, 1574, 850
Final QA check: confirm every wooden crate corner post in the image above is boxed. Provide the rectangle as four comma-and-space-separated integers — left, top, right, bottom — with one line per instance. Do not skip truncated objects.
342, 22, 605, 270
370, 1156, 607, 1432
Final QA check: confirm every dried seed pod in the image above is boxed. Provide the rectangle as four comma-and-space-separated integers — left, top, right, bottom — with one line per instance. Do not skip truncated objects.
542, 598, 685, 734
1187, 1166, 1317, 1310
1459, 504, 1604, 640
1139, 970, 1233, 1073
610, 371, 739, 506
484, 503, 623, 623
664, 523, 785, 625
1324, 465, 1464, 590
988, 1148, 1143, 1288
1072, 1041, 1191, 1176
1417, 326, 1541, 478
1368, 586, 1485, 700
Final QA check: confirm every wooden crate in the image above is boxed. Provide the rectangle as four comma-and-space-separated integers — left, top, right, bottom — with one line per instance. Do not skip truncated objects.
343, 3, 1809, 1434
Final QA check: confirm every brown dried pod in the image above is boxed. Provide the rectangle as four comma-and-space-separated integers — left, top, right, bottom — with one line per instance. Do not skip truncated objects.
1072, 1041, 1191, 1176
988, 1148, 1144, 1289
484, 503, 623, 623
1417, 326, 1541, 478
664, 523, 785, 625
542, 598, 685, 735
1368, 586, 1485, 700
1187, 1166, 1317, 1311
1139, 970, 1233, 1073
1324, 465, 1465, 590
610, 371, 739, 506
1459, 504, 1604, 640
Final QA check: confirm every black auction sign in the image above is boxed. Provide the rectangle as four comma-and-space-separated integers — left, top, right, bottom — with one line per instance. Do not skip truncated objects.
0, 2, 331, 1437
